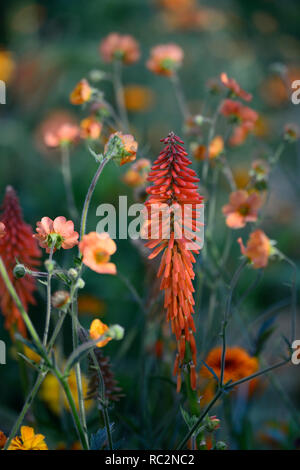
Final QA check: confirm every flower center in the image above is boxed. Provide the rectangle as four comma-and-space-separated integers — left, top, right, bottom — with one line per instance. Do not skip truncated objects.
94, 249, 110, 264
239, 205, 249, 216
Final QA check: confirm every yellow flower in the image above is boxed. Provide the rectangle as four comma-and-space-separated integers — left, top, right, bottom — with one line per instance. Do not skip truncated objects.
23, 344, 41, 364
90, 318, 111, 348
8, 426, 48, 450
70, 79, 92, 105
40, 370, 92, 416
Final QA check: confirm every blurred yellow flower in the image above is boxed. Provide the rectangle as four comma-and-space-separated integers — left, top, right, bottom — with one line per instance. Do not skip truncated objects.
40, 370, 92, 415
23, 344, 41, 364
8, 426, 48, 450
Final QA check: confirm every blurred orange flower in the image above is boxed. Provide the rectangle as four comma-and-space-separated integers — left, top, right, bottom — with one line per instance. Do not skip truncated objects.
122, 158, 151, 187
200, 346, 259, 402
79, 232, 117, 275
221, 99, 258, 146
147, 44, 183, 76
99, 33, 140, 65
34, 216, 79, 252
90, 318, 111, 348
70, 79, 92, 105
44, 123, 79, 148
222, 190, 262, 229
238, 229, 271, 269
124, 85, 155, 112
80, 116, 102, 140
192, 136, 224, 161
78, 294, 106, 316
0, 50, 15, 83
220, 73, 252, 102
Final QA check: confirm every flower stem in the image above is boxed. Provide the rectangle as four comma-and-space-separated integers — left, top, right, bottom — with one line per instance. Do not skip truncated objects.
170, 72, 190, 122
61, 144, 79, 222
79, 158, 109, 242
43, 244, 54, 346
113, 60, 130, 133
3, 371, 47, 450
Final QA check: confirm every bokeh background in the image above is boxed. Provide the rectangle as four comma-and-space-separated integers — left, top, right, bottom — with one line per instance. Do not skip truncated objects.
0, 0, 300, 450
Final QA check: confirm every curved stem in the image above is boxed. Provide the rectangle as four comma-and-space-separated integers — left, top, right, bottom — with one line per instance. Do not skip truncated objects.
43, 244, 54, 346
79, 158, 109, 243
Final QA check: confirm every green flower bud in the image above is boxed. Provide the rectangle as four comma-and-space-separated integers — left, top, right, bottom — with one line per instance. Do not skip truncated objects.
13, 264, 26, 279
76, 278, 85, 289
216, 441, 227, 450
108, 324, 124, 341
68, 268, 78, 281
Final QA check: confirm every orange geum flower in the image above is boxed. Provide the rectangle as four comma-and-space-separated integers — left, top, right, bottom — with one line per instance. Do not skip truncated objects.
8, 426, 48, 450
191, 136, 224, 161
122, 158, 151, 187
105, 131, 138, 166
238, 229, 272, 269
0, 222, 5, 238
80, 116, 102, 140
147, 44, 184, 76
44, 123, 79, 148
222, 190, 262, 229
79, 232, 117, 275
0, 430, 7, 449
124, 85, 155, 112
70, 78, 92, 105
99, 33, 140, 65
90, 318, 111, 348
220, 73, 252, 102
34, 216, 79, 253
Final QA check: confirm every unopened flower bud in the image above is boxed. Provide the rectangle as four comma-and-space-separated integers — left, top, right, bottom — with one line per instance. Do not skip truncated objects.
68, 268, 78, 280
52, 290, 70, 309
108, 324, 124, 340
76, 278, 85, 289
13, 264, 26, 279
216, 441, 227, 450
206, 415, 221, 432
194, 115, 204, 126
45, 259, 56, 274
89, 69, 107, 83
284, 123, 299, 143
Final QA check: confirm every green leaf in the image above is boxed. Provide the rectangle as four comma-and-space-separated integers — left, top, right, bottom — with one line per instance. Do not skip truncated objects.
64, 340, 98, 374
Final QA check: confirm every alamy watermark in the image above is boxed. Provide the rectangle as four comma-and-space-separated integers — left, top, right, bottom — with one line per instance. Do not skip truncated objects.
95, 196, 204, 250
291, 340, 300, 365
291, 80, 300, 104
0, 80, 6, 104
0, 340, 6, 364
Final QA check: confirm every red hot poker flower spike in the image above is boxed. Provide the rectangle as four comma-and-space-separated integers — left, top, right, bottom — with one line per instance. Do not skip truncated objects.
0, 186, 41, 336
144, 132, 204, 392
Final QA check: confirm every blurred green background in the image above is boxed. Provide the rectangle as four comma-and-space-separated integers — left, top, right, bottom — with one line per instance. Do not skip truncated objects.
0, 0, 300, 450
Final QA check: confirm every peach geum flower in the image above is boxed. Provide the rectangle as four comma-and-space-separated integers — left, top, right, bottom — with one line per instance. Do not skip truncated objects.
90, 318, 111, 347
122, 158, 151, 187
70, 78, 92, 105
80, 116, 102, 140
147, 44, 184, 76
8, 426, 48, 450
105, 131, 138, 166
44, 122, 79, 148
222, 190, 262, 228
79, 232, 117, 274
220, 99, 258, 146
34, 216, 79, 252
238, 229, 271, 269
220, 73, 252, 102
99, 33, 140, 65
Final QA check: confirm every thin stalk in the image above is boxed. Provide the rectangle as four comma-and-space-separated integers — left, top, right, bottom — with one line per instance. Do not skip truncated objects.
113, 60, 129, 132
3, 371, 47, 450
170, 72, 190, 122
43, 243, 54, 346
220, 260, 247, 387
61, 144, 79, 222
280, 253, 297, 343
80, 158, 109, 242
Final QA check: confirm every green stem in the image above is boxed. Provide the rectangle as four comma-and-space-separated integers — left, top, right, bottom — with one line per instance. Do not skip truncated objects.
61, 144, 79, 222
170, 72, 190, 122
3, 371, 47, 450
79, 158, 109, 243
43, 244, 54, 346
113, 60, 129, 133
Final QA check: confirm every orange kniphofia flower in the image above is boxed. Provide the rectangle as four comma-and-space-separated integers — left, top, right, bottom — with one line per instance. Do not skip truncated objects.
70, 79, 92, 105
222, 190, 262, 229
8, 426, 48, 450
80, 116, 102, 140
105, 131, 138, 166
99, 33, 140, 65
34, 216, 79, 253
238, 229, 271, 269
147, 44, 184, 76
0, 186, 41, 336
200, 346, 259, 402
90, 318, 111, 348
44, 123, 79, 148
79, 232, 117, 275
144, 132, 204, 392
220, 73, 252, 102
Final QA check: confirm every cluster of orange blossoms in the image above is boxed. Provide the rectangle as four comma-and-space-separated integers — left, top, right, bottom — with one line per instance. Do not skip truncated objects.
0, 187, 41, 336
145, 132, 203, 392
221, 98, 258, 147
